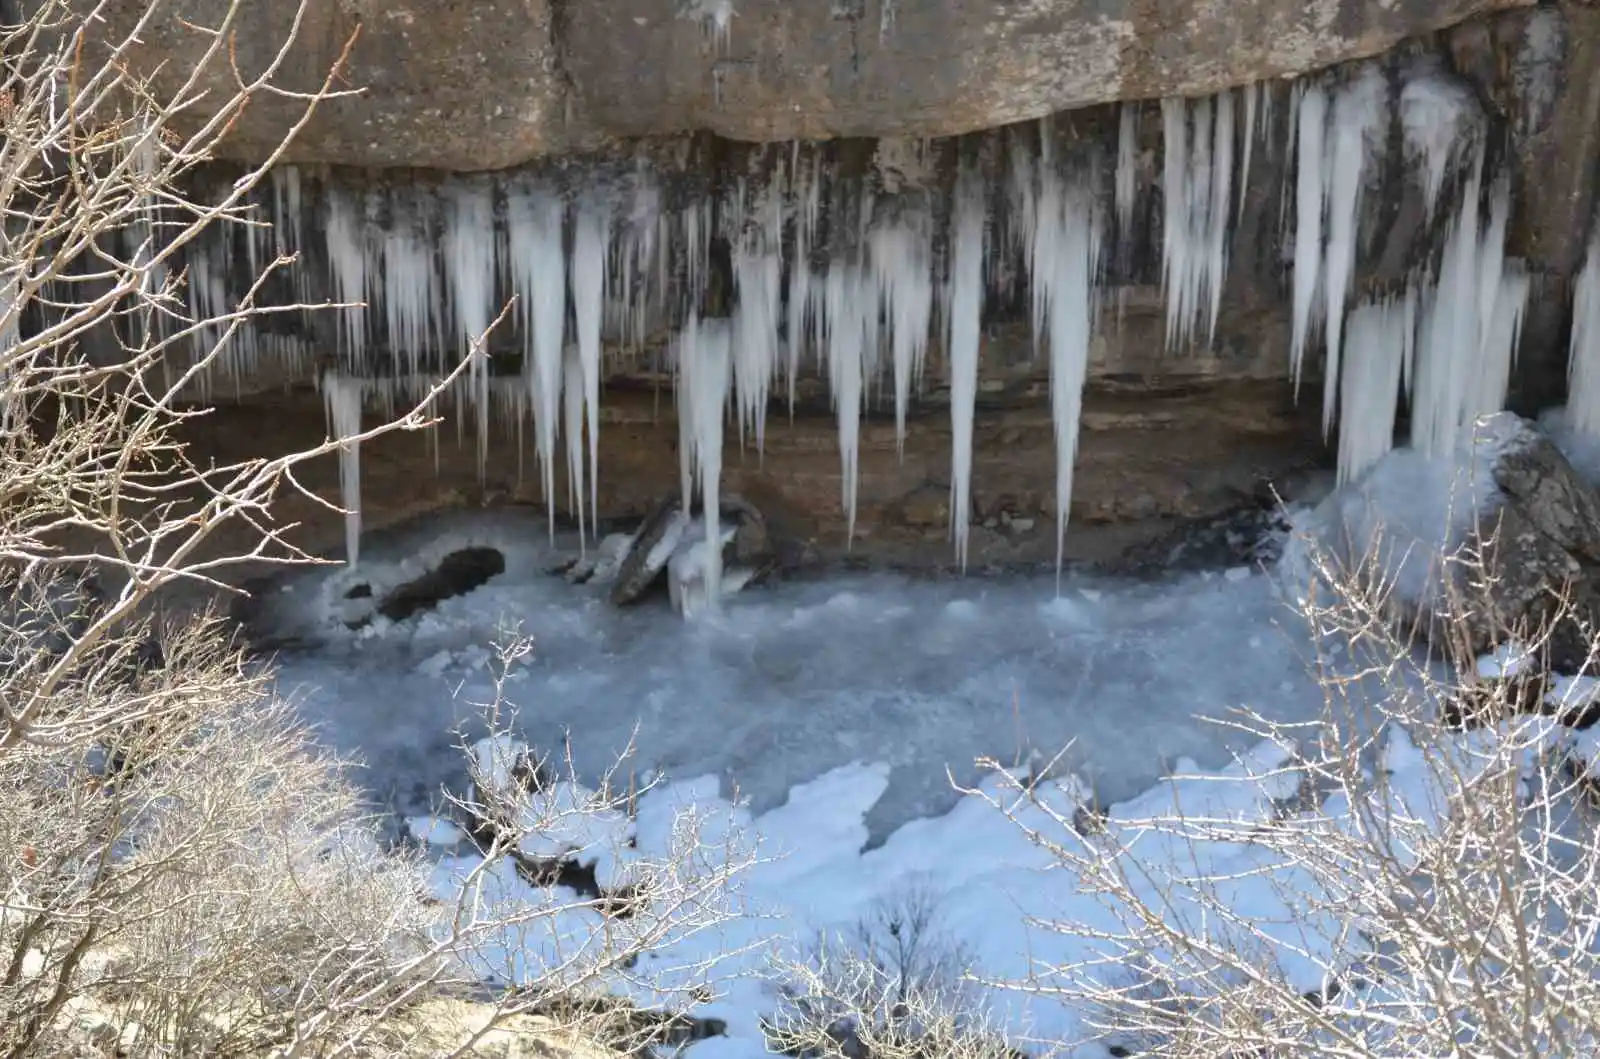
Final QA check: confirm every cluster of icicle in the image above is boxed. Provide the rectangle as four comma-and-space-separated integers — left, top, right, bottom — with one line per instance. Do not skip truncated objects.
1287, 61, 1529, 486
191, 59, 1537, 589
293, 147, 1104, 581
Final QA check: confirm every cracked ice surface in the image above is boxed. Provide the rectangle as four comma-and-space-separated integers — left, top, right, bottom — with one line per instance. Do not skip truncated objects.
258, 508, 1328, 836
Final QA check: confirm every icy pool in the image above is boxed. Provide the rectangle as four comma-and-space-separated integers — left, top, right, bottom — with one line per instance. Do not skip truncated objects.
255, 508, 1328, 835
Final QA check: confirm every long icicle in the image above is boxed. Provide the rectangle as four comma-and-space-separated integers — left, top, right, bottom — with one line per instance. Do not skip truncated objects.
1033, 155, 1103, 587
1290, 83, 1328, 398
572, 195, 610, 532
443, 179, 496, 482
322, 372, 364, 567
507, 184, 568, 540
947, 161, 986, 570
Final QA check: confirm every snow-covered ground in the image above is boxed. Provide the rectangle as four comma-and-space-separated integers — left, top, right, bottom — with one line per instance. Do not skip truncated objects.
260, 508, 1327, 833
243, 448, 1600, 1057
244, 505, 1353, 1056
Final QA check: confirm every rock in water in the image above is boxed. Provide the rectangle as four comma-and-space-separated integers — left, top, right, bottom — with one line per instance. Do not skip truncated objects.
1286, 413, 1600, 673
1476, 421, 1600, 672
609, 495, 775, 607
560, 532, 635, 585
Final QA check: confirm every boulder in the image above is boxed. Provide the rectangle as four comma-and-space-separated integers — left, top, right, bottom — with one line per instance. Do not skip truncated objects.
609, 495, 774, 607
76, 0, 1530, 171
1285, 413, 1600, 673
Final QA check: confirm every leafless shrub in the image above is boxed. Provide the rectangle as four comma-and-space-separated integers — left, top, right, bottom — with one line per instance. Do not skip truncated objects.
767, 885, 1014, 1059
987, 519, 1600, 1057
0, 3, 750, 1055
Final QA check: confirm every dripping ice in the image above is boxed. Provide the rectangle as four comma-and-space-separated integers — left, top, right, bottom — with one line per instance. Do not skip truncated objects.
165, 61, 1560, 572
1320, 67, 1388, 437
946, 164, 985, 570
1028, 142, 1103, 582
1159, 93, 1233, 349
1571, 229, 1600, 436
321, 373, 364, 567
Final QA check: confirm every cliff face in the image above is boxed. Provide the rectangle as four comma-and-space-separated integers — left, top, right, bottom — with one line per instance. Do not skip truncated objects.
90, 0, 1532, 171
64, 1, 1600, 572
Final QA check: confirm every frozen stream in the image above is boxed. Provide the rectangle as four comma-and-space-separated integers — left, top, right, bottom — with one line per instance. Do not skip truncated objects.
253, 507, 1328, 836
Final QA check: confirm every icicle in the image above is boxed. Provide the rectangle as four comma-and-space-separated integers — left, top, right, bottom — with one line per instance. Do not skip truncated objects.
1238, 83, 1259, 217
674, 314, 733, 607
1336, 293, 1411, 484
1289, 84, 1328, 396
1115, 104, 1138, 245
1159, 98, 1189, 347
1159, 92, 1232, 350
1400, 60, 1482, 222
1321, 68, 1388, 436
868, 202, 934, 457
822, 266, 876, 547
272, 166, 303, 262
382, 190, 439, 380
730, 178, 784, 456
620, 175, 661, 351
506, 184, 568, 540
563, 342, 588, 549
443, 179, 496, 482
321, 372, 364, 566
1205, 91, 1234, 343
572, 196, 610, 530
326, 188, 370, 365
1570, 230, 1600, 436
1180, 96, 1211, 348
684, 199, 712, 315
1409, 166, 1528, 456
786, 152, 822, 419
186, 244, 230, 370
1009, 130, 1041, 269
1032, 157, 1102, 584
125, 134, 167, 346
946, 164, 985, 569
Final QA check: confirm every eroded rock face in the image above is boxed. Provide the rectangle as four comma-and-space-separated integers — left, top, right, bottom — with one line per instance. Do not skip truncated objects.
178, 377, 1320, 580
81, 0, 1531, 171
1474, 425, 1600, 671
1289, 415, 1600, 674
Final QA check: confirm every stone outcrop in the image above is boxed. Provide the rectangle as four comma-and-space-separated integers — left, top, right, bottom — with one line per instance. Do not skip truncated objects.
1472, 420, 1600, 671
179, 376, 1318, 579
1288, 415, 1600, 674
83, 0, 1531, 171
58, 1, 1600, 582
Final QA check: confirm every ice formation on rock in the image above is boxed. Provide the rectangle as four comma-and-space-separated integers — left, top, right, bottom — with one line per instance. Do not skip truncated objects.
325, 188, 370, 364
151, 54, 1564, 568
321, 372, 365, 566
946, 164, 986, 569
727, 177, 784, 456
1400, 59, 1483, 221
1160, 92, 1234, 350
868, 202, 934, 457
674, 316, 733, 607
572, 196, 610, 528
1115, 104, 1138, 244
1570, 230, 1600, 437
1029, 157, 1102, 580
505, 184, 567, 539
1320, 68, 1389, 436
679, 0, 734, 50
1336, 293, 1413, 484
443, 180, 496, 482
824, 265, 877, 548
1409, 172, 1528, 458
1289, 83, 1328, 396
